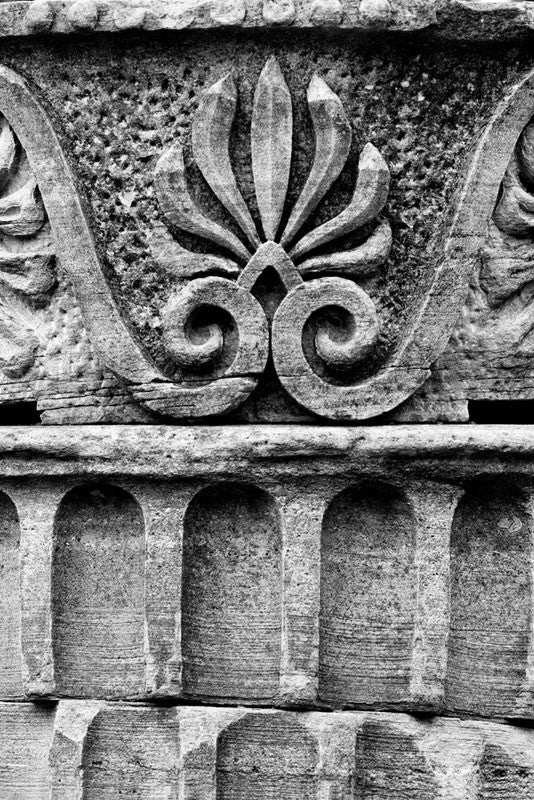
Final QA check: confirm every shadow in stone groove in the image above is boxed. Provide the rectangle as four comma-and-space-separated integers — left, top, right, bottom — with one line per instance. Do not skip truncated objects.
181, 482, 282, 701
446, 479, 531, 717
52, 483, 145, 697
0, 401, 41, 425
0, 491, 22, 697
468, 400, 534, 423
319, 483, 416, 707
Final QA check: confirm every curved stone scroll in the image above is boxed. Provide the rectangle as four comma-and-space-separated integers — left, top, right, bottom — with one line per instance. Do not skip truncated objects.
0, 66, 267, 419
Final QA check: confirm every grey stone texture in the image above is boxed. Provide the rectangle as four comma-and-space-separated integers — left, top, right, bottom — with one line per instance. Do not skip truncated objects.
0, 9, 533, 799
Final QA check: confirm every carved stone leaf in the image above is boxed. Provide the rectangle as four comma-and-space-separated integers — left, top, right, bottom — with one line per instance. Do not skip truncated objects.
299, 218, 392, 278
281, 74, 352, 248
290, 143, 390, 261
517, 120, 534, 186
0, 176, 45, 237
0, 116, 16, 193
0, 294, 39, 378
192, 74, 260, 249
493, 161, 534, 236
150, 224, 239, 281
0, 249, 55, 297
251, 57, 293, 242
154, 144, 251, 263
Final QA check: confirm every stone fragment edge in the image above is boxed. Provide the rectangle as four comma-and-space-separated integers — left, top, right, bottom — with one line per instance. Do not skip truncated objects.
1, 0, 534, 41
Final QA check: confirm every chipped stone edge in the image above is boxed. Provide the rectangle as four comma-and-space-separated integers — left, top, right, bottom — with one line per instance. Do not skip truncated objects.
0, 0, 532, 39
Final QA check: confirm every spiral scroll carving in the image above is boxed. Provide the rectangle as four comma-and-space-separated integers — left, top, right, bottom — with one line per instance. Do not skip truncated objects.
152, 58, 392, 418
162, 276, 269, 377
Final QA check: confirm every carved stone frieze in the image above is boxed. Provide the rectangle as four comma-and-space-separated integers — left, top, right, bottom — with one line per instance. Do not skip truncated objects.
1, 45, 534, 421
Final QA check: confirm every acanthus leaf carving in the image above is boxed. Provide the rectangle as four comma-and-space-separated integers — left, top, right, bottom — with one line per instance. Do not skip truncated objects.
0, 113, 55, 379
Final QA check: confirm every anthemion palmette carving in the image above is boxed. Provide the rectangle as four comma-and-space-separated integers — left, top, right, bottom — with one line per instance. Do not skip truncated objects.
0, 114, 54, 379
153, 57, 392, 417
0, 64, 496, 422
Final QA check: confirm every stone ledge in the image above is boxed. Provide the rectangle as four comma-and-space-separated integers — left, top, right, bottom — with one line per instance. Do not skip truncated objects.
0, 0, 533, 40
2, 702, 534, 797
0, 424, 532, 478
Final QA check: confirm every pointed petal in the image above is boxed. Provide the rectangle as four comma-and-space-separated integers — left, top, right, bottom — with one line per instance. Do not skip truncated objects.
251, 57, 293, 241
192, 74, 260, 249
0, 177, 45, 237
149, 224, 239, 280
155, 144, 251, 263
290, 143, 390, 261
494, 159, 534, 236
280, 74, 352, 247
299, 218, 392, 277
0, 117, 16, 194
518, 120, 534, 186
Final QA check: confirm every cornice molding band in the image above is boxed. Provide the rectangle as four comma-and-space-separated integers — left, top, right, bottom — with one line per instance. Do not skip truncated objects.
0, 0, 532, 41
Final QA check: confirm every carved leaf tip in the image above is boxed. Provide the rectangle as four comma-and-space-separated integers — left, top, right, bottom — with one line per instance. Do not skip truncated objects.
518, 120, 534, 188
299, 218, 392, 278
280, 72, 352, 249
0, 177, 45, 237
252, 57, 293, 242
193, 71, 260, 251
154, 143, 251, 263
290, 141, 389, 261
0, 117, 15, 193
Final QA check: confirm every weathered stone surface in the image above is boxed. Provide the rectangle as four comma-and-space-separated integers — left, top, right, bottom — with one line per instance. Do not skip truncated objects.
0, 14, 531, 799
0, 425, 529, 714
1, 703, 534, 797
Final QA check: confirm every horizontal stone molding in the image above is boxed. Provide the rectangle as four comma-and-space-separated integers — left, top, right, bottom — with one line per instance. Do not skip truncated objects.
0, 425, 532, 716
1, 0, 533, 40
0, 424, 533, 479
3, 702, 534, 798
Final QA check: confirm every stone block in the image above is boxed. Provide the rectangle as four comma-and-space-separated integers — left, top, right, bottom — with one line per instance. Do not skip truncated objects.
0, 425, 531, 717
0, 702, 533, 798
